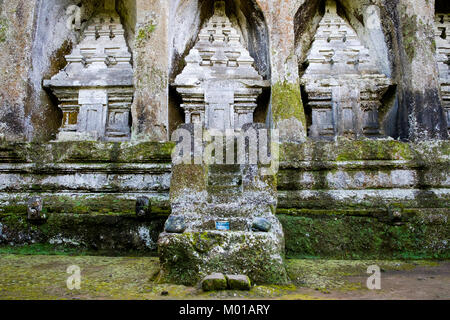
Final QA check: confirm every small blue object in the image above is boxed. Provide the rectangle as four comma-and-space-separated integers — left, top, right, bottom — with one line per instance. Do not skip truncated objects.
216, 221, 230, 231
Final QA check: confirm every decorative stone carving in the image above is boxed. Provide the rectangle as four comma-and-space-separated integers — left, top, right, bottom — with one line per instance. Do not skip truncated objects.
173, 1, 269, 131
301, 0, 392, 139
435, 13, 450, 134
44, 1, 133, 142
27, 196, 46, 221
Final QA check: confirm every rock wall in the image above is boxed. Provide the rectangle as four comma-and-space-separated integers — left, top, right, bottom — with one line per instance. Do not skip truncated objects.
0, 0, 448, 142
0, 140, 447, 259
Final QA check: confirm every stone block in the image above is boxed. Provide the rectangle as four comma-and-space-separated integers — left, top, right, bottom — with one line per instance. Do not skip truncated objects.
158, 231, 288, 286
201, 273, 227, 291
164, 216, 186, 233
226, 275, 251, 290
252, 218, 271, 232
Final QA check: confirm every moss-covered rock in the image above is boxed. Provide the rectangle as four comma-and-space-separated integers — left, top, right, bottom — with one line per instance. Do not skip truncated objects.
271, 81, 307, 142
158, 231, 288, 286
201, 273, 228, 291
226, 274, 252, 291
278, 209, 449, 259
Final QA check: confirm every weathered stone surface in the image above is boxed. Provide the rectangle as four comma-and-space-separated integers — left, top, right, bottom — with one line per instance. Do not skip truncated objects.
301, 0, 392, 140
173, 1, 269, 131
0, 0, 37, 141
226, 274, 252, 290
201, 273, 227, 291
1, 0, 449, 142
435, 12, 450, 136
158, 231, 288, 285
164, 216, 186, 233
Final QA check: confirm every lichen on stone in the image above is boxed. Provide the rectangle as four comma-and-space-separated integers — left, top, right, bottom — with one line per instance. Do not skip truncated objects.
0, 18, 8, 42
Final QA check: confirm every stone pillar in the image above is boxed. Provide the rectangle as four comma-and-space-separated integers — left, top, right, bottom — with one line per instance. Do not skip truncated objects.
0, 0, 37, 141
132, 0, 170, 141
257, 0, 307, 143
394, 0, 448, 140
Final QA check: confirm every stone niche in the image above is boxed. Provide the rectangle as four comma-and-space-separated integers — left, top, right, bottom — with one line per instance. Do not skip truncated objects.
168, 0, 271, 135
435, 12, 450, 135
44, 0, 134, 142
300, 0, 392, 140
172, 1, 269, 131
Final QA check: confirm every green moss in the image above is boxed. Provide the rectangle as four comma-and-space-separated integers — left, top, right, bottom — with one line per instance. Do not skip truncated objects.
278, 139, 426, 162
136, 22, 157, 47
0, 254, 446, 300
279, 213, 449, 259
271, 81, 306, 128
158, 232, 288, 286
0, 18, 8, 42
0, 244, 90, 256
285, 259, 439, 291
335, 139, 413, 161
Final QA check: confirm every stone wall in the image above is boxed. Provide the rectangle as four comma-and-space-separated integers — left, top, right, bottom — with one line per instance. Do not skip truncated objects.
0, 140, 447, 258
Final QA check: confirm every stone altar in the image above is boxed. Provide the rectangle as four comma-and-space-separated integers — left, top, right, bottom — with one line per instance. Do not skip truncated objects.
44, 0, 133, 142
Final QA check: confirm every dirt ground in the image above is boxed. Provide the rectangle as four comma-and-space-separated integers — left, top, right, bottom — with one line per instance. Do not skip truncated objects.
289, 262, 450, 300
0, 254, 448, 300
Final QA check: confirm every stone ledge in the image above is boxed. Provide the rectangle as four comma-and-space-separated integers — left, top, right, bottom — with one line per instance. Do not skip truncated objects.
0, 141, 175, 164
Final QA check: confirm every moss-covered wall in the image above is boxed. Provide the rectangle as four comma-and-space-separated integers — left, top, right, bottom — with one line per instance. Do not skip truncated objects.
0, 140, 448, 258
276, 139, 449, 259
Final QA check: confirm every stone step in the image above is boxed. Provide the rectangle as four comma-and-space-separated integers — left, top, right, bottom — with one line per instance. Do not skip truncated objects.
207, 185, 242, 194
196, 204, 270, 218
208, 174, 242, 187
207, 193, 243, 204
208, 164, 241, 175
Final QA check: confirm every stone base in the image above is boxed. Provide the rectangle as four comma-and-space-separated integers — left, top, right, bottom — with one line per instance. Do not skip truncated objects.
157, 231, 288, 286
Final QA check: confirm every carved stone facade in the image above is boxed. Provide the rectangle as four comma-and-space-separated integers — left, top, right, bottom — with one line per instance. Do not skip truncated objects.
44, 0, 133, 142
435, 13, 450, 135
301, 0, 392, 139
173, 1, 269, 131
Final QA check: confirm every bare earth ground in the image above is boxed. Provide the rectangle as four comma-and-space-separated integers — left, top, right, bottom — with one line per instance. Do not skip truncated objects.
0, 254, 448, 300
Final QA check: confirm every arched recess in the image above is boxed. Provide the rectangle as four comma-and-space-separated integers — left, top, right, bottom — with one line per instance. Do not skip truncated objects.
294, 0, 396, 139
168, 0, 271, 135
31, 0, 136, 141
